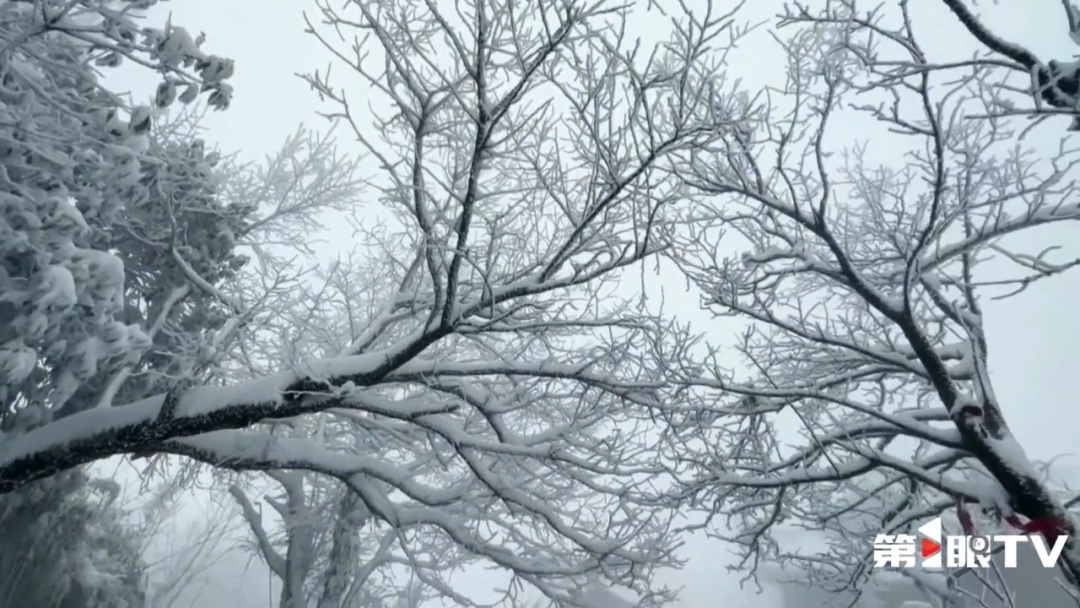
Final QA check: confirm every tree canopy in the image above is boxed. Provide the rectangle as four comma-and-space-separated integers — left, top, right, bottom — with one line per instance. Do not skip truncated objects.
2, 1, 1080, 607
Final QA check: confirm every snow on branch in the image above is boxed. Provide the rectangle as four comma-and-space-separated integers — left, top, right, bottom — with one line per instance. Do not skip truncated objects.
661, 0, 1080, 601
0, 0, 761, 604
937, 0, 1080, 119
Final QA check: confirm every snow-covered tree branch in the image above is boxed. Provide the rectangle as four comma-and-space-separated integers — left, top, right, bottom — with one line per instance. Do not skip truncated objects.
0, 0, 757, 604
660, 1, 1080, 604
933, 0, 1080, 128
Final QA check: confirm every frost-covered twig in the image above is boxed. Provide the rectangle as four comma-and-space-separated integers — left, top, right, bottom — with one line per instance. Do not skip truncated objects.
662, 1, 1080, 602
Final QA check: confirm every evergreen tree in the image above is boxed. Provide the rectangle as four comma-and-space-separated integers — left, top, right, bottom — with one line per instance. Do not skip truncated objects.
0, 2, 237, 605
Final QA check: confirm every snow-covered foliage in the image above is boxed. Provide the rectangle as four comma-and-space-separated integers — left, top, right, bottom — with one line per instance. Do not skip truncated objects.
657, 1, 1080, 605
0, 4, 372, 606
0, 0, 235, 424
0, 469, 146, 608
0, 5, 242, 605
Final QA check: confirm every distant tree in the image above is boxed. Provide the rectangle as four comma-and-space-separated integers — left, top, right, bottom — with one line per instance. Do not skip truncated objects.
131, 470, 242, 608
0, 469, 146, 608
660, 1, 1080, 605
229, 473, 417, 608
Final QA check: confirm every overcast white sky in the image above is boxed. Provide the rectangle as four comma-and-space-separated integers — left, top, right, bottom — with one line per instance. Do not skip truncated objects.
104, 1, 1080, 607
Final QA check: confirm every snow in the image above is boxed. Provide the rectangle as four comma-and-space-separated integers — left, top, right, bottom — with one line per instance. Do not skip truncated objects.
0, 340, 37, 384
69, 247, 126, 313
966, 474, 1014, 517
1, 347, 614, 475
121, 325, 152, 364
177, 432, 423, 490
148, 26, 203, 69
1, 343, 604, 470
174, 351, 386, 417
984, 431, 1039, 481
35, 265, 77, 310
2, 1, 1078, 605
49, 198, 90, 233
0, 394, 163, 468
68, 336, 109, 378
